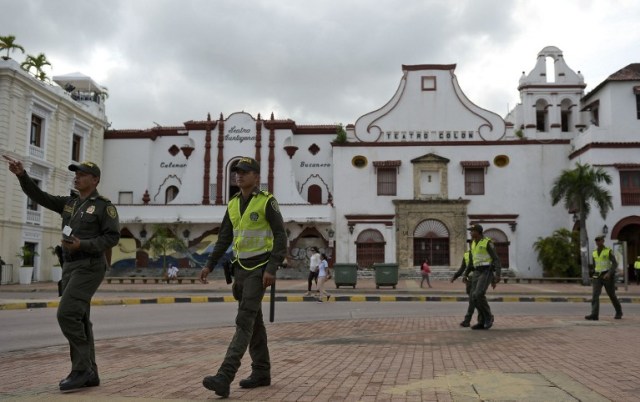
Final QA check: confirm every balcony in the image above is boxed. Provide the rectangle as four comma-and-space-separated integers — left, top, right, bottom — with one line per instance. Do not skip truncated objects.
26, 209, 41, 225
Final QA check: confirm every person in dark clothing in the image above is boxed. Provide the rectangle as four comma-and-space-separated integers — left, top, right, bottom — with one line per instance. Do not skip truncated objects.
451, 249, 483, 327
200, 157, 286, 398
585, 235, 623, 320
463, 224, 501, 330
5, 156, 120, 391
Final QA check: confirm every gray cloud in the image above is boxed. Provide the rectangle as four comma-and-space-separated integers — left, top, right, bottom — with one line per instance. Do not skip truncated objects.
2, 0, 638, 129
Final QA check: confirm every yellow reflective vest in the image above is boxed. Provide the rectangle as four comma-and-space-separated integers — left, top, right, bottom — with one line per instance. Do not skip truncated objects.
471, 237, 492, 267
228, 191, 274, 270
634, 259, 640, 270
592, 248, 612, 273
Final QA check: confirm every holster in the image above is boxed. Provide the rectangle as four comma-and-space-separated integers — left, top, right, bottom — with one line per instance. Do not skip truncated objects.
222, 258, 233, 284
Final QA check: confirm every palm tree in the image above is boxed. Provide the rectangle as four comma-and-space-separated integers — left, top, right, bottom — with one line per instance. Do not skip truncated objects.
0, 35, 25, 59
141, 225, 187, 272
20, 53, 51, 80
550, 163, 613, 285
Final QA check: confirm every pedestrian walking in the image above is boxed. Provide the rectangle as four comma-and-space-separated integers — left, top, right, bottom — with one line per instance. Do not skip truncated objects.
305, 247, 321, 296
634, 256, 640, 286
316, 253, 331, 302
463, 224, 500, 330
585, 235, 623, 320
4, 156, 120, 391
420, 258, 432, 288
199, 157, 286, 398
451, 249, 483, 327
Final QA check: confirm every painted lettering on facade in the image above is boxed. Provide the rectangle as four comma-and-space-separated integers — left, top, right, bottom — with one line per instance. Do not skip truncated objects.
160, 162, 187, 168
385, 130, 475, 141
225, 126, 256, 143
300, 161, 332, 168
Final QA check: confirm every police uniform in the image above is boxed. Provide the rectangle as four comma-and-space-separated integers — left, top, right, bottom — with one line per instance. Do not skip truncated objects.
452, 250, 481, 327
634, 257, 640, 285
586, 236, 622, 320
17, 162, 120, 389
202, 161, 286, 396
463, 225, 501, 330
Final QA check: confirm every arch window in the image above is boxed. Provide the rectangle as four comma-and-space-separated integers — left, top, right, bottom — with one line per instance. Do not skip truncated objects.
308, 184, 322, 204
165, 186, 179, 204
483, 228, 510, 268
412, 219, 450, 266
535, 99, 549, 132
356, 229, 385, 268
560, 99, 573, 132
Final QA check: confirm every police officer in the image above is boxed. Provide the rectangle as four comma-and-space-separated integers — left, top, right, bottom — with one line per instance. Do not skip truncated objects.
5, 157, 120, 391
585, 235, 623, 320
463, 224, 501, 330
200, 157, 286, 398
451, 248, 483, 327
634, 256, 640, 286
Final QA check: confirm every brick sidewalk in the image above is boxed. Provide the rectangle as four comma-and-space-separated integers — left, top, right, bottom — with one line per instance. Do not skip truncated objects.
0, 314, 636, 401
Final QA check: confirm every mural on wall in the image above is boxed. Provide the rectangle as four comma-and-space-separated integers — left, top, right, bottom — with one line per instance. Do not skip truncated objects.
110, 234, 218, 270
286, 236, 332, 271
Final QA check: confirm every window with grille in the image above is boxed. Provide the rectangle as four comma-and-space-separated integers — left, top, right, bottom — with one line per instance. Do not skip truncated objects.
355, 229, 385, 268
377, 167, 397, 195
464, 168, 484, 195
620, 171, 640, 205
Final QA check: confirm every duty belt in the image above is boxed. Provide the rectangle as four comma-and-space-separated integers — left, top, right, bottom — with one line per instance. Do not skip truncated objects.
64, 251, 103, 262
474, 265, 491, 272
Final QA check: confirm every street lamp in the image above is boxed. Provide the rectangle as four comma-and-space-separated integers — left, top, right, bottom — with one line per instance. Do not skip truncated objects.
602, 224, 608, 235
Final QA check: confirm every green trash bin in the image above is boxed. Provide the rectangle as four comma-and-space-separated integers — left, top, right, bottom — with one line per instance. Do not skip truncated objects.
333, 263, 358, 289
373, 263, 399, 289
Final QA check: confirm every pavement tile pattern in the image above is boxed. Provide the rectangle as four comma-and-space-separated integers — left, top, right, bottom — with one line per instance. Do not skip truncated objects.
0, 314, 637, 401
2, 279, 639, 401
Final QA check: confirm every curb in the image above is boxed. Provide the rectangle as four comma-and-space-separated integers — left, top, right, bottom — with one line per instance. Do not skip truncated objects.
2, 295, 640, 310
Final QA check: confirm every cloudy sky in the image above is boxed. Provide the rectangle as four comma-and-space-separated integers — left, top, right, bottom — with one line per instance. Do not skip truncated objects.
2, 0, 639, 130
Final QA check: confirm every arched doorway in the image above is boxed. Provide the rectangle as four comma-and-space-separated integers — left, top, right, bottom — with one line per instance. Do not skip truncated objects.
356, 229, 385, 268
413, 219, 450, 266
611, 216, 640, 282
484, 228, 510, 268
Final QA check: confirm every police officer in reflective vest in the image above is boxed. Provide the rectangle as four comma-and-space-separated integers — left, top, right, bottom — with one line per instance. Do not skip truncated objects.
634, 256, 640, 286
463, 224, 501, 329
200, 157, 286, 398
451, 249, 481, 327
585, 235, 623, 320
6, 157, 120, 391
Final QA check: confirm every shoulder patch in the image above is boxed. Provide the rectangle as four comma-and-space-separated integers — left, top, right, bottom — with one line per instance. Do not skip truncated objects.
270, 198, 280, 214
106, 205, 118, 219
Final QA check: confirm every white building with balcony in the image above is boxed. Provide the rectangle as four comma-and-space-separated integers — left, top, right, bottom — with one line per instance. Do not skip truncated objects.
0, 58, 109, 282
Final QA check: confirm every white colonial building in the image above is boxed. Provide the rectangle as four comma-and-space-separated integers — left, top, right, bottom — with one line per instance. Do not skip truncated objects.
98, 46, 639, 278
0, 58, 108, 282
2, 46, 639, 281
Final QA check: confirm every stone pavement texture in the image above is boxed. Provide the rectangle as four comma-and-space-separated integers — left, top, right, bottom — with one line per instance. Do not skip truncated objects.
1, 279, 640, 401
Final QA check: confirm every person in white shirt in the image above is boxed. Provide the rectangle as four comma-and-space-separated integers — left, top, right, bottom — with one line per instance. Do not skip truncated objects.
305, 247, 321, 296
167, 265, 179, 283
316, 254, 331, 302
